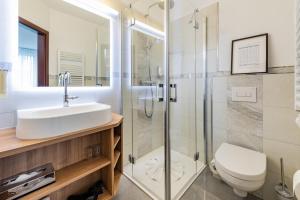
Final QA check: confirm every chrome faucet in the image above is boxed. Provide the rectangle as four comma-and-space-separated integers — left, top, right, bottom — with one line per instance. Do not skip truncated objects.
58, 72, 79, 107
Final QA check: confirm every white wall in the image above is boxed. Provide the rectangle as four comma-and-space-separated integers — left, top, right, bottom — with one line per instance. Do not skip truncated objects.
218, 0, 295, 71
0, 1, 18, 65
0, 0, 121, 129
19, 0, 50, 30
212, 0, 297, 199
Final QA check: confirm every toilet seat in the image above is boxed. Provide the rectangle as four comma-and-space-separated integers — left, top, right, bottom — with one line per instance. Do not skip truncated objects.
215, 143, 266, 181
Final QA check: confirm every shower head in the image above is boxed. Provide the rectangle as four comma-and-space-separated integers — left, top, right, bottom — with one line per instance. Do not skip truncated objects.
158, 0, 175, 10
188, 9, 199, 23
188, 9, 200, 29
144, 0, 175, 18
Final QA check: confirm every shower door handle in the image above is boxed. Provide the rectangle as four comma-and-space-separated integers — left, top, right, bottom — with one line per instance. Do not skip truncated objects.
157, 83, 164, 102
170, 84, 177, 102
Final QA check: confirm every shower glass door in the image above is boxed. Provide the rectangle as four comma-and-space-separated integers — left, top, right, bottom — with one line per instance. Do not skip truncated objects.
168, 2, 207, 199
128, 19, 166, 200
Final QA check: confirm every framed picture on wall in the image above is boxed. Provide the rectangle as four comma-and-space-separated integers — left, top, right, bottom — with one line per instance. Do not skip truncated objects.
231, 33, 268, 75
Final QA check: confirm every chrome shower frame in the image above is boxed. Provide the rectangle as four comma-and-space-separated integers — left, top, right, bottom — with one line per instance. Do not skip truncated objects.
164, 0, 171, 199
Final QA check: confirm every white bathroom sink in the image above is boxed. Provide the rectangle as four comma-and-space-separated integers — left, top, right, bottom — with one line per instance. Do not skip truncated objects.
16, 103, 112, 140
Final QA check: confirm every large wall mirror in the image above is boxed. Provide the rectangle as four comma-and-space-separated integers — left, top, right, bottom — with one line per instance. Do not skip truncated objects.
18, 0, 111, 87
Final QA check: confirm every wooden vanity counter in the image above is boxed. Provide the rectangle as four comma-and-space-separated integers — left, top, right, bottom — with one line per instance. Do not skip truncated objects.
0, 113, 123, 200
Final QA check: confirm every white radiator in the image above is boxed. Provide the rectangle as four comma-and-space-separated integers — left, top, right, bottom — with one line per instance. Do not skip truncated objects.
58, 50, 85, 86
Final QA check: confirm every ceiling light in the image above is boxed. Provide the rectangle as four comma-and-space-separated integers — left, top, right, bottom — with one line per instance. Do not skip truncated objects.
63, 0, 118, 19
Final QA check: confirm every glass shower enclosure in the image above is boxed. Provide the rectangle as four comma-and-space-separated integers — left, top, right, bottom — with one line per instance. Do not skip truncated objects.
122, 1, 218, 199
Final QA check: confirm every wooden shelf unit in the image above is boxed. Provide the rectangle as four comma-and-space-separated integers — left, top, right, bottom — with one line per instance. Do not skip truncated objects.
97, 189, 112, 200
113, 150, 121, 168
112, 123, 123, 195
22, 157, 111, 200
113, 136, 121, 149
0, 113, 123, 200
113, 170, 122, 196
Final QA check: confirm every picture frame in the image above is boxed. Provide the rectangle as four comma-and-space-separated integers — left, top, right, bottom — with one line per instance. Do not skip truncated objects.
231, 33, 268, 75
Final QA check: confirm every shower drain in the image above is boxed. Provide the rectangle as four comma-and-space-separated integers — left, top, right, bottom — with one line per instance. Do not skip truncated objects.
144, 157, 185, 183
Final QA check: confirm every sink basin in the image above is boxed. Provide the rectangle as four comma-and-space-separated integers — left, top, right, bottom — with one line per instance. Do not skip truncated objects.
16, 103, 112, 140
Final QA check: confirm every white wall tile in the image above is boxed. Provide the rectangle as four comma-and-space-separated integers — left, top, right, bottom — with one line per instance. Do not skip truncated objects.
263, 106, 300, 145
227, 131, 263, 152
212, 127, 227, 154
0, 112, 15, 129
212, 101, 227, 129
207, 49, 218, 73
263, 74, 294, 108
212, 76, 227, 103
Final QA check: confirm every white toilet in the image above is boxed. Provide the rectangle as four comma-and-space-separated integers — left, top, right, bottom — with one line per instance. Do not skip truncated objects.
215, 143, 267, 197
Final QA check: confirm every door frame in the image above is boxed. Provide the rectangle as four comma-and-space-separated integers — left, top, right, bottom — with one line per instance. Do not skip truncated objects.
19, 17, 49, 86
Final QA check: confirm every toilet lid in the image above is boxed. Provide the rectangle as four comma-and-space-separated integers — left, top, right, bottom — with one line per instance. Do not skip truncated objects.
215, 143, 266, 181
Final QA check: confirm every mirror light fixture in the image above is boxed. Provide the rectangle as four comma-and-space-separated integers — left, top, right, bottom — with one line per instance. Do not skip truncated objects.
129, 18, 165, 40
63, 0, 119, 19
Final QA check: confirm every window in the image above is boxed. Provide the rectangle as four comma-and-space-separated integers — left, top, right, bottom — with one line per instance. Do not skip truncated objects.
18, 17, 49, 87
